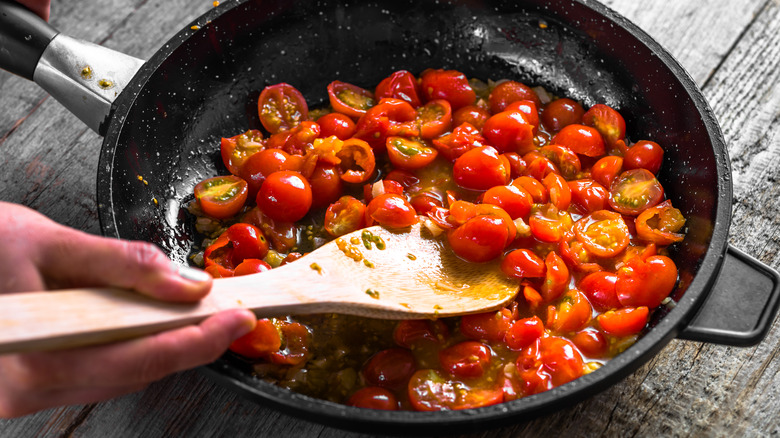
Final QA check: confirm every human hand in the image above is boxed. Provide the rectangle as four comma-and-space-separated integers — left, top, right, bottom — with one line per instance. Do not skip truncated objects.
15, 0, 50, 20
0, 202, 257, 418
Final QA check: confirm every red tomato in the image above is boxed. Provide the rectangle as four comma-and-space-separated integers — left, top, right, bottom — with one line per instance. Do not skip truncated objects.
528, 204, 572, 243
549, 289, 592, 332
225, 223, 270, 264
194, 175, 248, 220
541, 98, 585, 132
432, 122, 486, 161
452, 105, 490, 130
256, 171, 312, 222
516, 337, 584, 395
363, 348, 416, 389
578, 271, 621, 311
363, 179, 404, 204
327, 80, 376, 118
316, 112, 357, 140
598, 306, 649, 337
336, 138, 376, 183
240, 148, 298, 200
453, 146, 511, 191
386, 137, 439, 170
323, 195, 366, 237
234, 258, 272, 276
616, 255, 678, 308
266, 120, 321, 156
220, 130, 264, 176
267, 321, 311, 365
591, 156, 623, 188
354, 98, 418, 151
460, 308, 514, 342
365, 193, 417, 229
416, 99, 452, 139
347, 387, 399, 410
504, 100, 540, 130
501, 248, 546, 279
488, 80, 540, 113
522, 151, 558, 180
384, 169, 420, 189
572, 328, 609, 358
439, 341, 492, 379
552, 124, 606, 157
408, 369, 503, 411
505, 316, 545, 350
240, 206, 298, 253
538, 145, 581, 179
623, 140, 664, 175
542, 173, 571, 211
582, 104, 626, 147
308, 162, 343, 209
511, 176, 548, 204
374, 70, 421, 107
568, 179, 609, 214
573, 210, 630, 258
258, 83, 308, 134
228, 319, 281, 359
448, 215, 510, 262
420, 69, 476, 110
608, 169, 664, 216
503, 152, 527, 178
482, 110, 536, 155
635, 200, 686, 245
481, 184, 533, 220
393, 319, 450, 348
541, 251, 570, 302
410, 190, 445, 215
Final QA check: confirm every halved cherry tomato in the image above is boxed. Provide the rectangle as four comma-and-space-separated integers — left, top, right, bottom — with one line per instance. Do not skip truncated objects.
552, 124, 606, 157
482, 110, 536, 155
410, 190, 445, 215
591, 156, 623, 188
500, 248, 546, 279
347, 387, 399, 410
439, 341, 492, 379
447, 200, 477, 226
240, 206, 298, 253
448, 214, 510, 262
572, 328, 609, 358
374, 70, 421, 107
608, 169, 664, 216
327, 80, 376, 118
194, 175, 248, 219
363, 348, 416, 389
522, 151, 558, 180
635, 200, 686, 245
597, 306, 649, 337
453, 105, 490, 130
258, 83, 308, 134
229, 318, 281, 359
623, 140, 664, 175
452, 146, 511, 191
481, 184, 533, 220
267, 321, 311, 365
221, 129, 264, 176
541, 98, 585, 132
516, 337, 584, 395
432, 122, 485, 161
542, 173, 571, 211
324, 195, 366, 237
616, 255, 678, 308
365, 193, 417, 229
416, 99, 452, 139
408, 369, 503, 411
316, 112, 357, 140
539, 145, 581, 179
568, 179, 608, 214
582, 104, 626, 148
420, 69, 476, 110
266, 120, 321, 156
505, 316, 545, 350
573, 210, 630, 258
393, 319, 449, 348
548, 289, 591, 332
488, 80, 540, 113
541, 251, 570, 302
504, 100, 540, 131
308, 162, 343, 209
354, 98, 418, 151
503, 152, 527, 178
529, 204, 572, 243
386, 137, 439, 170
234, 258, 272, 276
578, 271, 621, 311
256, 171, 312, 222
336, 138, 376, 183
460, 308, 513, 342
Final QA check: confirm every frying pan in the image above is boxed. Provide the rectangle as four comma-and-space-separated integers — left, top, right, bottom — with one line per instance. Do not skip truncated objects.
2, 0, 780, 433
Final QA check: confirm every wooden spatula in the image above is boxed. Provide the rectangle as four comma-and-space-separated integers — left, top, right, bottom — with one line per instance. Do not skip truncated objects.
0, 223, 519, 354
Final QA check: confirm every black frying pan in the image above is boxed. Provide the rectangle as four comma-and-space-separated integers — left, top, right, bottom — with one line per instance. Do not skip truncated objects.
2, 0, 779, 434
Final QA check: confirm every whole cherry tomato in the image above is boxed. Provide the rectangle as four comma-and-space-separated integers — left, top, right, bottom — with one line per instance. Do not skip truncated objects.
220, 129, 264, 176
500, 248, 546, 279
258, 83, 308, 134
256, 171, 312, 222
308, 162, 343, 209
572, 328, 609, 358
194, 175, 248, 220
228, 318, 281, 359
541, 98, 585, 132
481, 184, 533, 220
452, 105, 490, 130
505, 316, 545, 350
347, 387, 399, 410
365, 193, 417, 229
324, 195, 366, 237
488, 80, 540, 113
234, 258, 272, 276
616, 255, 678, 308
448, 214, 510, 263
453, 146, 511, 191
623, 140, 664, 175
327, 80, 376, 118
460, 308, 514, 342
579, 271, 621, 311
439, 341, 492, 379
552, 124, 606, 157
240, 148, 298, 200
482, 110, 536, 155
420, 69, 476, 110
363, 348, 416, 389
316, 112, 357, 140
374, 70, 421, 107
226, 222, 270, 264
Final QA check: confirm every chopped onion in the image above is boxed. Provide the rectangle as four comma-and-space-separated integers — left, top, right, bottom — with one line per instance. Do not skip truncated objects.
514, 217, 531, 237
532, 86, 553, 105
422, 217, 444, 237
371, 180, 386, 199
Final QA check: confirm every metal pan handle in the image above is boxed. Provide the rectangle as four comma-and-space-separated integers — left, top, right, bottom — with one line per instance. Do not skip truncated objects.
678, 245, 780, 346
0, 0, 144, 133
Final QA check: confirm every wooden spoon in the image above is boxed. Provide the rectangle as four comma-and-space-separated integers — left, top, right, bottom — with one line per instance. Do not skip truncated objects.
0, 223, 518, 353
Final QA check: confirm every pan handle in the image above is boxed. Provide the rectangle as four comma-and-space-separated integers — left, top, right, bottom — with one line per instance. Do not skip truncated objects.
678, 245, 780, 346
0, 0, 144, 134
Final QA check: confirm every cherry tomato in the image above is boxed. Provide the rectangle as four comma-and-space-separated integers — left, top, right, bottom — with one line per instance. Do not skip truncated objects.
393, 319, 449, 348
460, 308, 513, 342
354, 98, 418, 151
552, 124, 606, 157
591, 156, 623, 188
541, 251, 570, 302
522, 151, 558, 180
316, 112, 357, 140
324, 195, 366, 237
504, 100, 540, 131
363, 179, 404, 204
194, 175, 248, 220
582, 104, 626, 147
516, 337, 584, 395
347, 387, 399, 410
616, 255, 678, 308
453, 146, 511, 191
240, 148, 298, 200
503, 152, 527, 178
598, 306, 649, 337
573, 210, 630, 258
568, 179, 609, 214
539, 145, 581, 179
374, 70, 421, 107
482, 110, 536, 155
448, 214, 510, 263
541, 98, 585, 132
578, 271, 621, 311
266, 120, 321, 156
327, 80, 376, 118
432, 122, 486, 161
363, 348, 416, 389
453, 105, 490, 130
549, 289, 591, 332
240, 206, 298, 253
572, 328, 609, 358
365, 193, 417, 229
501, 249, 545, 279
228, 319, 281, 359
258, 83, 308, 134
267, 321, 311, 365
529, 204, 572, 243
623, 140, 664, 175
384, 169, 420, 189
410, 190, 445, 215
336, 138, 376, 183
511, 176, 548, 204
481, 184, 533, 220
439, 341, 492, 379
408, 369, 503, 411
225, 222, 270, 264
420, 69, 476, 110
220, 129, 264, 176
505, 316, 544, 350
234, 258, 272, 276
386, 137, 439, 170
488, 80, 540, 113
416, 99, 452, 139
608, 169, 664, 216
635, 200, 686, 245
542, 173, 571, 211
308, 162, 343, 209
256, 171, 312, 222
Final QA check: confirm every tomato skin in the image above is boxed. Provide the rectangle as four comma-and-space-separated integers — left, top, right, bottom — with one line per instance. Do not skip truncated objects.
221, 130, 264, 176
505, 316, 545, 350
410, 190, 445, 215
460, 308, 514, 342
375, 70, 421, 107
572, 328, 609, 358
229, 319, 281, 359
394, 319, 449, 348
448, 215, 510, 263
439, 341, 492, 379
539, 145, 581, 179
616, 255, 678, 308
234, 258, 272, 276
240, 148, 298, 200
598, 306, 649, 337
549, 289, 592, 332
504, 100, 540, 131
194, 175, 249, 220
336, 138, 376, 184
529, 204, 572, 243
386, 137, 439, 170
512, 176, 548, 204
582, 104, 626, 148
579, 271, 621, 311
591, 156, 623, 188
541, 98, 585, 132
489, 80, 540, 113
608, 168, 664, 216
365, 193, 417, 229
432, 122, 486, 162
635, 200, 686, 245
574, 210, 630, 258
316, 112, 357, 140
266, 120, 321, 156
482, 110, 536, 155
623, 140, 664, 175
354, 98, 418, 152
266, 321, 311, 365
552, 124, 606, 157
453, 105, 490, 130
407, 369, 504, 411
481, 184, 533, 220
542, 173, 571, 212
258, 83, 308, 134
541, 251, 570, 302
324, 195, 366, 237
501, 248, 546, 279
516, 337, 584, 395
327, 80, 376, 118
416, 99, 452, 139
226, 222, 270, 264
308, 162, 344, 209
363, 348, 416, 389
347, 387, 399, 410
256, 171, 312, 222
568, 179, 609, 214
453, 146, 511, 191
420, 69, 476, 110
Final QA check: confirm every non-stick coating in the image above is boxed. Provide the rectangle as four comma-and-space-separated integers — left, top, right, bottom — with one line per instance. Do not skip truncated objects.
97, 0, 731, 433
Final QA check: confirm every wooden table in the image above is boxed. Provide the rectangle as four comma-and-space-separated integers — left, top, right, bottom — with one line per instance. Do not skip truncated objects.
2, 0, 779, 436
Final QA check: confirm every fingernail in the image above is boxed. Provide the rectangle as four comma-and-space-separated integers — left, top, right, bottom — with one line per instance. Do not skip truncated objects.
177, 265, 212, 283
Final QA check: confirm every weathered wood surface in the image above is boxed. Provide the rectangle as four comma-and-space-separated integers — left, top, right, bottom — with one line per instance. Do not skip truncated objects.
1, 0, 779, 436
